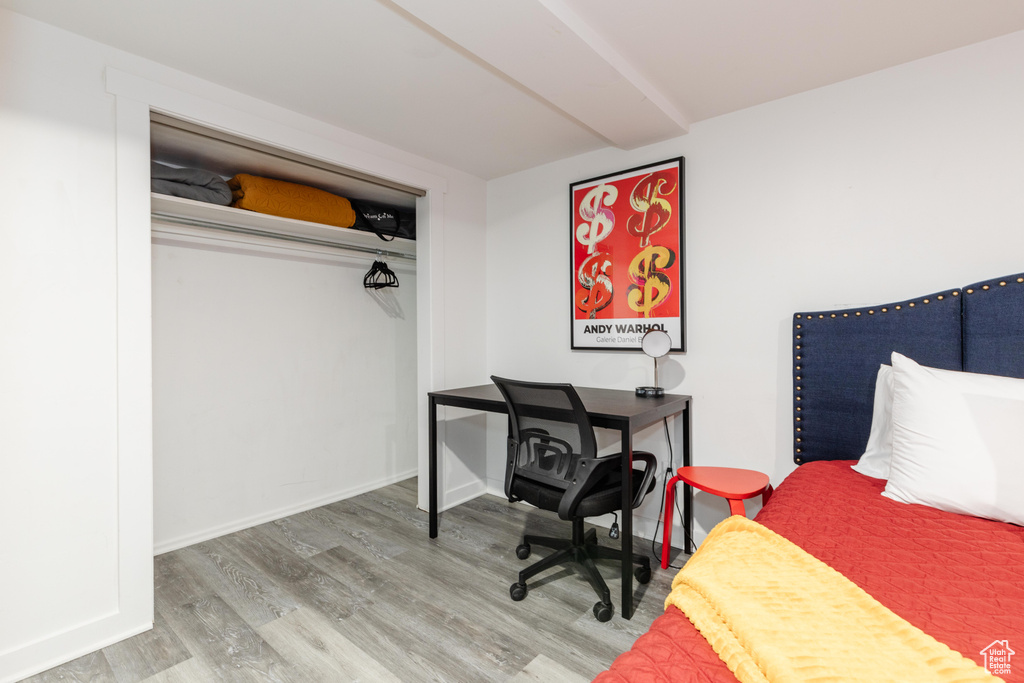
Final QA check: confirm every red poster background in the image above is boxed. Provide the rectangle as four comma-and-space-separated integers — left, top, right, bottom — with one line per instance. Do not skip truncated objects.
572, 161, 682, 323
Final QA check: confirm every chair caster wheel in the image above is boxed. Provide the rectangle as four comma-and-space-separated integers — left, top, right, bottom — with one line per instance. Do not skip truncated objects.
593, 601, 613, 622
634, 565, 652, 585
510, 582, 528, 601
516, 543, 531, 560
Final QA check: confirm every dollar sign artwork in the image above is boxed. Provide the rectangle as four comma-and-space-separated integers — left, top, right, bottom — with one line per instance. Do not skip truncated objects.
576, 184, 618, 254
626, 173, 675, 247
575, 252, 613, 318
627, 245, 674, 318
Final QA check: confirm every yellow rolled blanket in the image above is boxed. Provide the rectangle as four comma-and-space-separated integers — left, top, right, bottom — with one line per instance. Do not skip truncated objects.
667, 516, 996, 682
228, 174, 356, 228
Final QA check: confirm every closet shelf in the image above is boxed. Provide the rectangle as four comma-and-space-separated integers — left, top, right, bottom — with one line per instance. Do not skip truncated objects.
151, 193, 417, 258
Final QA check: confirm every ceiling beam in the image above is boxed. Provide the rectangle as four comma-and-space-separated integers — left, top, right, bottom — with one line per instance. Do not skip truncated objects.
389, 0, 689, 149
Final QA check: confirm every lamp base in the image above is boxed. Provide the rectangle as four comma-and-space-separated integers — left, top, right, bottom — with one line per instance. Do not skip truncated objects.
635, 386, 664, 398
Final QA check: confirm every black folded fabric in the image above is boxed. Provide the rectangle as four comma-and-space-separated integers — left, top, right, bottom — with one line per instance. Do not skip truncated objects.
151, 161, 232, 205
350, 200, 416, 241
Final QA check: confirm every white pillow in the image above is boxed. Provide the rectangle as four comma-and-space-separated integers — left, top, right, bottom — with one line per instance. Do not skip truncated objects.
883, 352, 1024, 526
851, 364, 894, 479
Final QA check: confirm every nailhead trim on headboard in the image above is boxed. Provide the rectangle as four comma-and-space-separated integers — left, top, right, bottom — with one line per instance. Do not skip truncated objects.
792, 272, 1024, 464
964, 275, 1024, 294
792, 288, 962, 464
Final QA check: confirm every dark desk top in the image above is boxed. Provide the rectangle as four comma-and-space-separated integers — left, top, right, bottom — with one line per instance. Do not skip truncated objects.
429, 383, 689, 431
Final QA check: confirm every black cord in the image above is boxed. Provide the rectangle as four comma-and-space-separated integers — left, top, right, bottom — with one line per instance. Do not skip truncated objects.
651, 416, 694, 570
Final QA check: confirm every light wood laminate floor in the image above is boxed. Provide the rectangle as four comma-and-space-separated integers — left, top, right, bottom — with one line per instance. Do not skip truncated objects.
24, 479, 681, 682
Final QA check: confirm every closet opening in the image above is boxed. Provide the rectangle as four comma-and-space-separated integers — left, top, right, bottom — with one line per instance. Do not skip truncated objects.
149, 113, 422, 554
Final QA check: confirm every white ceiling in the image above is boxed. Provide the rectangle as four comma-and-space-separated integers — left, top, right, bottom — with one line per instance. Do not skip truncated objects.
5, 0, 1024, 179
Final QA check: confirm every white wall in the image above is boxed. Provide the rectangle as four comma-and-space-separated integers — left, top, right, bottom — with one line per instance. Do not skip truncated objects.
0, 13, 124, 677
0, 8, 488, 681
435, 176, 492, 510
151, 229, 418, 552
486, 30, 1024, 547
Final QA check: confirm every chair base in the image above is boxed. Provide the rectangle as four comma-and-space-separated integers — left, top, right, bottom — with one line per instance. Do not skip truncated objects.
512, 518, 650, 621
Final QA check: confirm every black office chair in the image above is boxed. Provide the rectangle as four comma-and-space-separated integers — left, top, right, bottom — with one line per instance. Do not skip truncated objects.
491, 376, 658, 621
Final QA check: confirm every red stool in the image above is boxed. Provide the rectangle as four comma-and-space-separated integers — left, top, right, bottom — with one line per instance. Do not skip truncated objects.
661, 466, 773, 569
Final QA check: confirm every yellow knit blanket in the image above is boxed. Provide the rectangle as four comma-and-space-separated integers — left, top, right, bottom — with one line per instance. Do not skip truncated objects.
666, 516, 998, 682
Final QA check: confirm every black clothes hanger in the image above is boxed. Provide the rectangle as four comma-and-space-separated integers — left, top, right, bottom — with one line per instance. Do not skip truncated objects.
363, 255, 399, 289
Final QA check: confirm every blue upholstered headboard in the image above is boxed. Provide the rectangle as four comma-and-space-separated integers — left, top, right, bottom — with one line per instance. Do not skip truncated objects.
793, 272, 1024, 464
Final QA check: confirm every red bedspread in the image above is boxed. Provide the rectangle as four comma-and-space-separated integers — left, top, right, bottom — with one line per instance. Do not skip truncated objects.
596, 460, 1024, 682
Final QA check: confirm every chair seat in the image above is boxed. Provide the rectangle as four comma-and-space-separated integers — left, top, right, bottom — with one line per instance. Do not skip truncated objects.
675, 466, 771, 500
510, 460, 655, 519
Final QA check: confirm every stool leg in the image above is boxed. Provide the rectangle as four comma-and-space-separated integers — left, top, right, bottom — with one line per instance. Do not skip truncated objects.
662, 474, 681, 569
727, 498, 747, 517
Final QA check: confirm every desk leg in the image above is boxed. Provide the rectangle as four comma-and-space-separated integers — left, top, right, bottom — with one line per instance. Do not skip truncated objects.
620, 428, 634, 620
682, 401, 693, 554
429, 396, 438, 538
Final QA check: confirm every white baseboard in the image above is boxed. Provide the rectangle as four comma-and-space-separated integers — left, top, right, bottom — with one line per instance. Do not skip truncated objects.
441, 479, 487, 511
154, 468, 417, 555
1, 615, 152, 683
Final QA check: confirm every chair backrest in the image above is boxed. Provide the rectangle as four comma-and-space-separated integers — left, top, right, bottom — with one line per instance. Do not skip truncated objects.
491, 376, 597, 501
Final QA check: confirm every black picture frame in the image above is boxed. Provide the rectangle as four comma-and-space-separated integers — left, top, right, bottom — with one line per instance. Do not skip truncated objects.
570, 157, 685, 351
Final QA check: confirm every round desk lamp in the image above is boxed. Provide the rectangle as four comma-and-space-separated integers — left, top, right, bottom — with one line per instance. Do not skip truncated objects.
636, 329, 671, 398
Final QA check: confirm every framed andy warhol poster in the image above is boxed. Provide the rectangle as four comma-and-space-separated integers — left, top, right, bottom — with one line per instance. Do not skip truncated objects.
570, 157, 685, 351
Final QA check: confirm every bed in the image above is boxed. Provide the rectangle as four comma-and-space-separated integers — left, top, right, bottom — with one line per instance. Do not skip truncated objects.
596, 271, 1024, 682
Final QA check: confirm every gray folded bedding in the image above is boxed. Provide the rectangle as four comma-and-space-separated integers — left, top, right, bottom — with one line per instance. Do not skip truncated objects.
151, 161, 232, 205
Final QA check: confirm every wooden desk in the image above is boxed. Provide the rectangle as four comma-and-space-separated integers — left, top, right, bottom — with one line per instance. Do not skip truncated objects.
428, 383, 691, 620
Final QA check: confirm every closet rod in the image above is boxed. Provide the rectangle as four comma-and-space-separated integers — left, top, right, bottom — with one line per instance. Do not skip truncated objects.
151, 212, 417, 261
